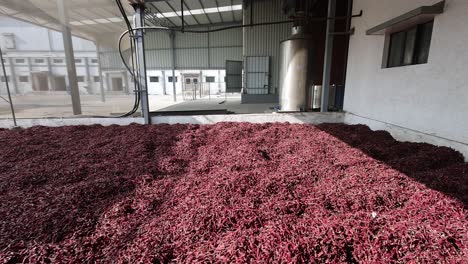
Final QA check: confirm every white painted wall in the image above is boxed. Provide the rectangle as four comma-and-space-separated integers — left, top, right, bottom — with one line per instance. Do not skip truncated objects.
345, 0, 468, 149
147, 70, 226, 95
0, 17, 95, 51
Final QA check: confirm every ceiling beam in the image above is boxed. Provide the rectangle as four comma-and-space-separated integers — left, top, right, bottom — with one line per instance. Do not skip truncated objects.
214, 0, 225, 23
149, 2, 178, 27
72, 9, 118, 33
166, 1, 189, 27
230, 0, 235, 21
183, 1, 201, 25
197, 0, 213, 24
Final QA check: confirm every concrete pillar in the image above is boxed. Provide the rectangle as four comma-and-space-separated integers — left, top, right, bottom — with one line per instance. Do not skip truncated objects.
84, 58, 92, 94
0, 47, 17, 126
320, 0, 336, 112
47, 57, 55, 91
47, 29, 54, 51
8, 57, 18, 94
26, 57, 33, 93
105, 72, 111, 92
95, 43, 105, 102
57, 0, 82, 115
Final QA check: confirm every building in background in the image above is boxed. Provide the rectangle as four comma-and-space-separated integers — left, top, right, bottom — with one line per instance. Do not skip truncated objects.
0, 16, 108, 95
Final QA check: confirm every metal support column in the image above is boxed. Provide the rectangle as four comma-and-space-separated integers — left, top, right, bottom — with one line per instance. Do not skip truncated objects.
207, 31, 211, 68
134, 4, 151, 124
170, 31, 177, 102
84, 58, 92, 94
122, 70, 129, 95
0, 47, 17, 127
218, 69, 221, 93
321, 0, 336, 112
26, 57, 33, 92
105, 72, 111, 92
8, 57, 18, 94
47, 30, 56, 91
162, 70, 167, 95
47, 57, 55, 91
96, 42, 105, 102
57, 0, 82, 115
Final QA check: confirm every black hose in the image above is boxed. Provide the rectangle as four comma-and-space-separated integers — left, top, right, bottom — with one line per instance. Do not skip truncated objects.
95, 0, 140, 118
113, 8, 364, 119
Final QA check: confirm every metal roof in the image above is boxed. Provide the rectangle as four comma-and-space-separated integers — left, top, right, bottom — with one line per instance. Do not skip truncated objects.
145, 0, 243, 28
0, 0, 243, 42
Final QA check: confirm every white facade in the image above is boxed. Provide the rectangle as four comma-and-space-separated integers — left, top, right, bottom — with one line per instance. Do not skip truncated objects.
147, 69, 226, 95
345, 0, 468, 154
0, 17, 109, 95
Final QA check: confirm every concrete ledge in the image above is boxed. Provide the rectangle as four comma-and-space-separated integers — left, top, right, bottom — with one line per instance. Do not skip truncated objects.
344, 112, 468, 161
0, 118, 144, 128
0, 113, 344, 129
152, 112, 344, 125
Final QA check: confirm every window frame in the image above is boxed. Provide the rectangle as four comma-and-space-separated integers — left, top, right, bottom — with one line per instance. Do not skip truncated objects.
19, 76, 29, 83
149, 76, 159, 83
168, 76, 178, 83
385, 20, 434, 68
205, 76, 215, 83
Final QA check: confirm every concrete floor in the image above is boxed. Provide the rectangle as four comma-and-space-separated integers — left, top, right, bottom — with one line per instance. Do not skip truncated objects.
155, 93, 278, 114
0, 93, 278, 118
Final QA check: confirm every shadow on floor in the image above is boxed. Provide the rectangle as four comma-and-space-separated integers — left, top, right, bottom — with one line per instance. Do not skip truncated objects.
317, 123, 468, 208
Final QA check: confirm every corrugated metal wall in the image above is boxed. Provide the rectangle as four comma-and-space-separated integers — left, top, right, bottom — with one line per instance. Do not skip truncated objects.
100, 26, 242, 71
243, 0, 291, 94
143, 27, 242, 70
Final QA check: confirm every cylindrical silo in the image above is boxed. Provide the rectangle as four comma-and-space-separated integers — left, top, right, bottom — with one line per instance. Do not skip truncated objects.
279, 26, 314, 112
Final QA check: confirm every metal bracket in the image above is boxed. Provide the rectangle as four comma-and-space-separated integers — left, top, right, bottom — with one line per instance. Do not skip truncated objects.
330, 27, 355, 36
352, 10, 363, 18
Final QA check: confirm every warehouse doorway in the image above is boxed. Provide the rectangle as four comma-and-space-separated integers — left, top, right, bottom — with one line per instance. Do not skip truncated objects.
53, 76, 67, 91
32, 72, 49, 91
181, 73, 201, 101
111, 77, 123, 91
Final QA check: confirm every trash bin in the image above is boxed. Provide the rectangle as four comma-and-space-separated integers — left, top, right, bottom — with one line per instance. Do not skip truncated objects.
308, 85, 336, 110
308, 85, 322, 110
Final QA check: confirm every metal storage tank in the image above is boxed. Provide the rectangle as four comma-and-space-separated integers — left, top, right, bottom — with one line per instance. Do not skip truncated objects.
279, 26, 313, 112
